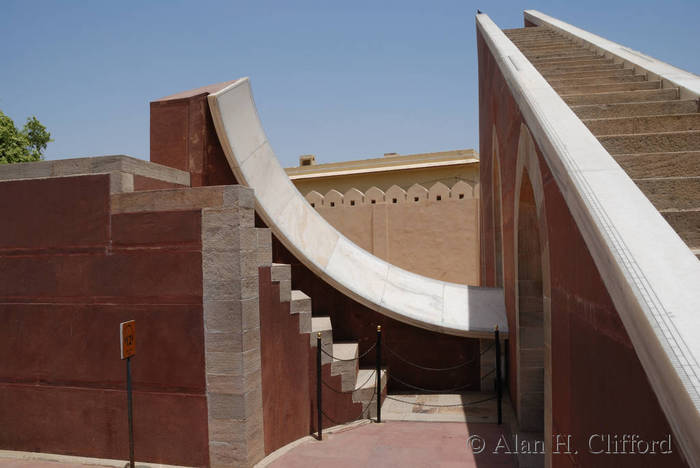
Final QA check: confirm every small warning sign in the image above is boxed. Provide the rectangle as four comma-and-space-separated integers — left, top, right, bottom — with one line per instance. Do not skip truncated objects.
120, 320, 135, 360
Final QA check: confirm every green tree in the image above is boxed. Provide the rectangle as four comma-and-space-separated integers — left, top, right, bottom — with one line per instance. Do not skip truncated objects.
0, 111, 52, 164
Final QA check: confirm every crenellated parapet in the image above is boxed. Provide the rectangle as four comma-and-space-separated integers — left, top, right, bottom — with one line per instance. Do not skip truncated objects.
304, 181, 476, 207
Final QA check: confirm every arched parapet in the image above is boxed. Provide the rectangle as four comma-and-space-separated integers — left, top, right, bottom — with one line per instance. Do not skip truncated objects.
407, 183, 428, 203
365, 186, 385, 205
428, 182, 450, 201
451, 180, 473, 200
386, 185, 407, 204
305, 190, 324, 208
325, 189, 343, 208
344, 188, 365, 207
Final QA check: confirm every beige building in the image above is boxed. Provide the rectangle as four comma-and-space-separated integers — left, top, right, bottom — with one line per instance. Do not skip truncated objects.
286, 149, 481, 285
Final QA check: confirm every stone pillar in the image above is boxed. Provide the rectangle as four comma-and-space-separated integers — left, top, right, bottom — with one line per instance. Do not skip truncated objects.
201, 186, 265, 467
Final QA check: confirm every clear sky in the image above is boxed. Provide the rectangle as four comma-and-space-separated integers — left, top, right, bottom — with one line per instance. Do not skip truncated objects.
2, 0, 698, 168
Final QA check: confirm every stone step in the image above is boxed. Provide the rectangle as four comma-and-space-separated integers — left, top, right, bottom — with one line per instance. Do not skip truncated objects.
528, 53, 601, 64
353, 368, 388, 418
311, 316, 333, 365
270, 263, 291, 302
543, 68, 637, 80
532, 56, 608, 67
290, 290, 312, 334
584, 114, 700, 136
555, 80, 660, 96
504, 29, 560, 36
504, 28, 559, 36
662, 209, 700, 248
571, 100, 698, 119
526, 50, 597, 62
599, 130, 700, 154
615, 151, 700, 179
330, 342, 359, 392
520, 43, 585, 53
547, 74, 647, 88
634, 177, 700, 211
562, 88, 679, 106
538, 62, 624, 75
513, 39, 574, 49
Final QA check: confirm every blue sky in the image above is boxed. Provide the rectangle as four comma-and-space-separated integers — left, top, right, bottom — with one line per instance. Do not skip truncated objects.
2, 0, 698, 167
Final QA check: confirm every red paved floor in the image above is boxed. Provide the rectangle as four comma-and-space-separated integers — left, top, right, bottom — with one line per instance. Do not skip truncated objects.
0, 462, 106, 468
267, 421, 516, 467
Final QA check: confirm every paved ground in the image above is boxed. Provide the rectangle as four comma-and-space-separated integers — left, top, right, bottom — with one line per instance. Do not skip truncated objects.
0, 392, 538, 468
0, 462, 107, 468
381, 392, 498, 423
266, 421, 517, 467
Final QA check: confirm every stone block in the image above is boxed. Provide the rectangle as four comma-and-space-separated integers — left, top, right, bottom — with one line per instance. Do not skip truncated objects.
204, 300, 243, 333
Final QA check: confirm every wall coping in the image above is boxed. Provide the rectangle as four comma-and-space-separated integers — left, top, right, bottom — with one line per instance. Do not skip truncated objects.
477, 12, 700, 464
0, 155, 190, 187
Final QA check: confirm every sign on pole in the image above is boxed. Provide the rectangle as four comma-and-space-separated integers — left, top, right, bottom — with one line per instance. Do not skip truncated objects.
120, 320, 136, 468
120, 320, 135, 360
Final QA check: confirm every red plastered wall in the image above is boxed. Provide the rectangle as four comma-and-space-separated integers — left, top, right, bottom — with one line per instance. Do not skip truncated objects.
0, 174, 209, 466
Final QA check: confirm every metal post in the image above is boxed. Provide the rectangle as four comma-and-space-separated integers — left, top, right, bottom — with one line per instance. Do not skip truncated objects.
504, 338, 510, 389
316, 332, 322, 440
375, 325, 382, 423
495, 325, 502, 425
126, 356, 135, 468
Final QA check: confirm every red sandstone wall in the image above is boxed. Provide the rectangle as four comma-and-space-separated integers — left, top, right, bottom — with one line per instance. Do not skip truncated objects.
133, 174, 186, 191
258, 266, 379, 455
477, 30, 687, 467
0, 175, 209, 466
150, 93, 236, 188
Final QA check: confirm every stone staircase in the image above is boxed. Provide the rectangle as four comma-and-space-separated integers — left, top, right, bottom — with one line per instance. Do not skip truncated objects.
504, 27, 700, 259
269, 261, 387, 420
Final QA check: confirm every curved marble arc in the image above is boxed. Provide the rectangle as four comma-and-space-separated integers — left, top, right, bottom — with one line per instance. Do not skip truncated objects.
208, 78, 507, 338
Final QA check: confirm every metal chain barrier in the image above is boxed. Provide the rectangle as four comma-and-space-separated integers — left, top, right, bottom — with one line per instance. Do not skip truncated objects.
315, 324, 506, 441
319, 341, 377, 362
387, 373, 478, 393
319, 381, 378, 428
384, 394, 496, 408
321, 369, 376, 395
383, 341, 493, 372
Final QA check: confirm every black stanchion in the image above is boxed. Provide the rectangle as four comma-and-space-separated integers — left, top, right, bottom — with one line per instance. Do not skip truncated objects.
495, 325, 502, 425
375, 325, 382, 423
126, 356, 135, 468
504, 338, 509, 388
317, 332, 323, 440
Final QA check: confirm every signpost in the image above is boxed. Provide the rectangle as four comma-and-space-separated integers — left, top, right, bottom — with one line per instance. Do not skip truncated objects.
120, 321, 136, 468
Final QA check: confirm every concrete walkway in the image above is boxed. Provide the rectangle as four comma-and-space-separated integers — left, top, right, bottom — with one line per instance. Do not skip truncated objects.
264, 421, 516, 467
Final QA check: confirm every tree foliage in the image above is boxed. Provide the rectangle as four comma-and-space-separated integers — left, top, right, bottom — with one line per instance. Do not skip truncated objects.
0, 111, 52, 164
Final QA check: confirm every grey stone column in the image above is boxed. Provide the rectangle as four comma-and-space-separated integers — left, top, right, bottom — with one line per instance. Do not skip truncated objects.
201, 186, 265, 467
